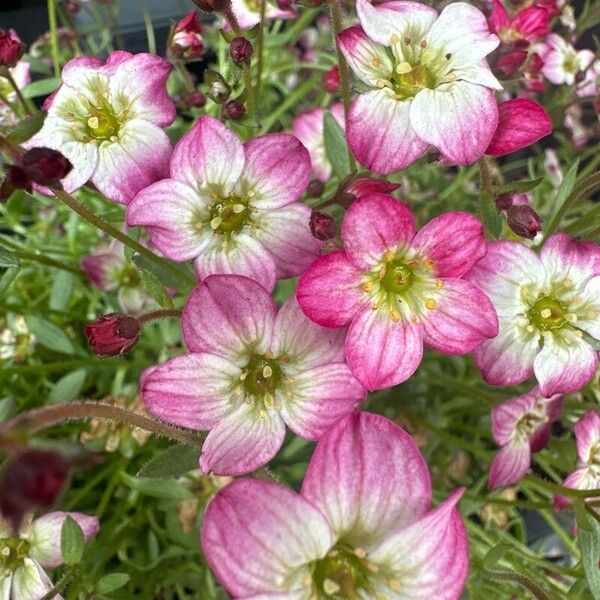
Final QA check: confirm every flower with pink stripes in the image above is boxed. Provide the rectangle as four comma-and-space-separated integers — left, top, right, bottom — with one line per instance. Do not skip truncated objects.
538, 34, 594, 86
489, 387, 563, 489
127, 115, 320, 291
141, 275, 365, 476
201, 412, 468, 599
297, 193, 498, 390
338, 0, 501, 173
467, 233, 600, 397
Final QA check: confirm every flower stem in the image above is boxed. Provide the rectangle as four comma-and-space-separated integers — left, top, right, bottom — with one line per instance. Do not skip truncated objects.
138, 308, 182, 324
255, 0, 267, 103
3, 68, 33, 116
484, 570, 553, 600
477, 156, 493, 196
0, 402, 206, 448
524, 473, 600, 498
47, 0, 61, 78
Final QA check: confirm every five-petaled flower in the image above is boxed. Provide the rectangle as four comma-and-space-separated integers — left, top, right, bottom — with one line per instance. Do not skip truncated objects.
466, 233, 600, 397
537, 34, 594, 86
27, 51, 176, 204
489, 387, 563, 489
297, 193, 498, 390
141, 274, 366, 475
201, 411, 468, 599
127, 115, 321, 291
338, 0, 501, 173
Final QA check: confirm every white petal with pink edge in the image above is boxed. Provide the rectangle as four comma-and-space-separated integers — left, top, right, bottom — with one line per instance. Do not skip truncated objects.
488, 442, 531, 489
576, 275, 600, 340
491, 390, 539, 445
575, 410, 600, 463
11, 559, 56, 600
540, 232, 600, 287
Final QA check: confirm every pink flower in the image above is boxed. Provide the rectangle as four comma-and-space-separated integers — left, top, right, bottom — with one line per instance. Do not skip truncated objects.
489, 0, 550, 44
127, 115, 320, 291
0, 60, 30, 127
201, 412, 468, 599
297, 194, 499, 390
0, 511, 98, 599
229, 0, 296, 29
466, 233, 600, 396
537, 34, 594, 85
338, 0, 501, 173
577, 59, 600, 97
292, 103, 344, 182
486, 98, 552, 157
489, 387, 563, 489
27, 51, 175, 205
555, 410, 600, 510
171, 11, 204, 59
141, 275, 365, 475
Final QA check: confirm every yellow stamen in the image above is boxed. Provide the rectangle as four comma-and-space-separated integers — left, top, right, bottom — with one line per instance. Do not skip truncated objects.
396, 62, 413, 74
425, 298, 437, 310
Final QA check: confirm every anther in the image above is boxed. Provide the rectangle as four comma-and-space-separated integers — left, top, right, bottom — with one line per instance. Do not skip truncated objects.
435, 279, 443, 289
263, 365, 273, 378
419, 39, 427, 48
540, 308, 552, 319
389, 309, 401, 322
526, 324, 535, 333
404, 37, 411, 45
240, 372, 248, 381
323, 579, 340, 595
109, 135, 118, 142
390, 34, 400, 45
376, 79, 387, 88
247, 189, 255, 198
233, 203, 245, 213
87, 116, 99, 129
389, 579, 402, 591
565, 313, 577, 322
425, 298, 437, 310
396, 62, 413, 74
372, 57, 382, 68
354, 547, 367, 558
264, 393, 274, 407
445, 52, 452, 60
361, 282, 374, 292
210, 216, 222, 230
383, 250, 395, 262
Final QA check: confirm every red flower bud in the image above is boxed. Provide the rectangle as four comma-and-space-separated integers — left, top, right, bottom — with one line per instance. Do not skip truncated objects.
4, 165, 32, 193
225, 100, 246, 120
230, 36, 253, 64
191, 0, 229, 13
310, 211, 337, 241
183, 90, 207, 108
506, 205, 542, 239
306, 179, 325, 198
496, 50, 528, 76
22, 147, 73, 186
171, 12, 204, 59
85, 314, 141, 357
346, 176, 400, 198
495, 192, 513, 211
324, 65, 340, 93
0, 29, 24, 68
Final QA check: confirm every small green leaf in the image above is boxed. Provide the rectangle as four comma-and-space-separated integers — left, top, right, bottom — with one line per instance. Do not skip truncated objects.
323, 111, 349, 179
554, 159, 580, 214
0, 398, 15, 423
493, 177, 544, 196
6, 111, 46, 144
23, 77, 61, 98
49, 369, 87, 403
482, 543, 512, 568
49, 270, 75, 311
122, 474, 194, 500
61, 516, 85, 566
0, 247, 19, 268
138, 444, 201, 478
140, 268, 173, 309
132, 254, 188, 290
480, 192, 503, 239
578, 510, 600, 599
25, 315, 75, 355
96, 573, 130, 594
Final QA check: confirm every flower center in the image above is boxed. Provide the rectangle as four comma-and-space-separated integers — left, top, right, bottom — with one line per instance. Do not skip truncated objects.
0, 538, 29, 572
85, 105, 120, 141
515, 406, 546, 438
207, 196, 250, 236
118, 266, 142, 288
380, 260, 414, 295
528, 296, 567, 331
238, 354, 285, 415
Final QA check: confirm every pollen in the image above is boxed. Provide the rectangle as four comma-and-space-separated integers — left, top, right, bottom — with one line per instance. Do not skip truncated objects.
371, 57, 382, 68
323, 579, 340, 595
425, 298, 437, 310
361, 282, 374, 292
390, 34, 400, 45
540, 308, 552, 319
396, 62, 413, 74
262, 365, 273, 378
233, 203, 245, 213
383, 250, 395, 262
389, 309, 401, 322
526, 324, 535, 333
210, 216, 223, 230
419, 39, 427, 48
87, 116, 100, 129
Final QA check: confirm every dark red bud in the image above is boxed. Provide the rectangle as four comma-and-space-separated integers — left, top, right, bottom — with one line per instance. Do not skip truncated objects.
324, 65, 340, 93
495, 193, 514, 211
22, 147, 73, 186
506, 205, 542, 239
191, 0, 229, 12
306, 179, 325, 198
0, 29, 24, 68
4, 165, 32, 192
346, 176, 400, 198
496, 50, 528, 76
183, 90, 206, 108
85, 314, 141, 357
230, 36, 253, 64
225, 100, 246, 120
66, 1, 80, 13
310, 211, 337, 241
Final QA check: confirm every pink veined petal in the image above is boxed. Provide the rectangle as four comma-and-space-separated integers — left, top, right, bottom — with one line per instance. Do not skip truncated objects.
529, 423, 552, 454
141, 353, 239, 430
576, 275, 600, 340
555, 467, 593, 510
291, 108, 330, 182
201, 478, 333, 597
243, 591, 311, 600
486, 99, 552, 157
367, 489, 468, 600
0, 574, 11, 600
338, 26, 393, 87
239, 133, 311, 209
421, 278, 499, 354
27, 512, 99, 568
491, 389, 539, 445
252, 203, 322, 280
355, 0, 411, 46
200, 403, 286, 475
194, 233, 278, 292
347, 89, 429, 174
103, 50, 132, 70
270, 296, 347, 368
126, 179, 212, 261
453, 60, 503, 90
575, 410, 600, 463
279, 363, 366, 440
410, 83, 498, 165
378, 0, 438, 31
296, 251, 365, 328
411, 211, 486, 277
474, 320, 540, 386
345, 305, 424, 390
341, 193, 415, 269
170, 115, 245, 194
81, 252, 123, 292
301, 412, 432, 544
540, 232, 600, 285
92, 119, 172, 205
11, 559, 56, 600
60, 55, 104, 89
512, 7, 551, 41
534, 330, 598, 396
182, 274, 276, 359
489, 0, 511, 34
117, 286, 147, 314
488, 441, 532, 489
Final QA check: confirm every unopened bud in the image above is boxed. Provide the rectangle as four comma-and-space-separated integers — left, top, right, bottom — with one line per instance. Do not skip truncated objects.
310, 211, 337, 241
306, 179, 325, 198
183, 90, 206, 108
225, 100, 245, 120
324, 65, 340, 93
21, 147, 73, 186
346, 177, 400, 199
85, 314, 141, 357
0, 29, 24, 68
495, 193, 513, 211
191, 0, 229, 13
496, 50, 528, 77
230, 36, 253, 64
506, 205, 542, 239
170, 12, 204, 59
205, 70, 231, 104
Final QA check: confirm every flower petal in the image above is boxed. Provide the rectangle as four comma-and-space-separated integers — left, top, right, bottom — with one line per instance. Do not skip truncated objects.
576, 275, 600, 340
296, 251, 365, 328
170, 115, 245, 194
291, 108, 331, 182
575, 410, 600, 463
240, 133, 311, 209
410, 83, 498, 165
347, 90, 428, 173
201, 478, 333, 597
411, 211, 486, 277
182, 274, 276, 359
200, 403, 286, 475
488, 442, 531, 489
540, 232, 600, 286
491, 389, 538, 446
301, 412, 432, 544
345, 305, 423, 390
341, 194, 415, 269
421, 278, 499, 354
11, 559, 55, 600
141, 353, 239, 430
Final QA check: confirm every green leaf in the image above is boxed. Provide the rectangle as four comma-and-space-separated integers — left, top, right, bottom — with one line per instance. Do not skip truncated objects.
96, 573, 130, 594
122, 474, 194, 500
140, 268, 173, 309
132, 254, 187, 290
23, 77, 61, 98
554, 160, 580, 215
480, 192, 503, 239
49, 270, 75, 311
0, 397, 15, 423
25, 315, 75, 355
323, 111, 349, 179
60, 516, 85, 566
138, 444, 201, 478
482, 543, 512, 568
0, 247, 19, 268
6, 111, 46, 144
493, 177, 544, 196
578, 510, 600, 599
49, 369, 86, 403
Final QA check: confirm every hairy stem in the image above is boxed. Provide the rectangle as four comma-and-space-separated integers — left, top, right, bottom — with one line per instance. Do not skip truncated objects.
138, 308, 182, 324
47, 0, 61, 77
485, 570, 553, 600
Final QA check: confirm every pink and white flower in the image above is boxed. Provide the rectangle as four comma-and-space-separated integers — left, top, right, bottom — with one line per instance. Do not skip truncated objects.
201, 411, 468, 599
292, 103, 344, 182
577, 59, 600, 98
127, 115, 320, 291
467, 233, 600, 397
488, 0, 550, 44
297, 194, 499, 390
555, 410, 600, 510
170, 11, 204, 59
229, 0, 296, 30
141, 274, 365, 476
338, 0, 501, 173
537, 34, 594, 85
489, 387, 563, 489
0, 60, 30, 127
0, 511, 98, 599
27, 51, 175, 204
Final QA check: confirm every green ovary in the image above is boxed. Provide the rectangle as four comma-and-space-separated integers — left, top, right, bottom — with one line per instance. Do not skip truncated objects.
0, 538, 29, 572
241, 354, 282, 397
392, 65, 437, 99
207, 197, 250, 236
380, 260, 414, 295
527, 296, 568, 331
